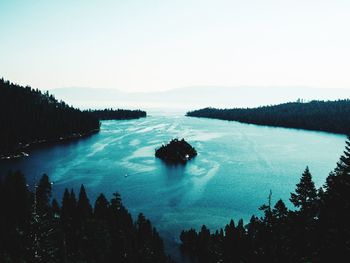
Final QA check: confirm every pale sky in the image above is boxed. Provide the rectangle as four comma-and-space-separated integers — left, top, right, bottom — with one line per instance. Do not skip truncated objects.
1, 0, 349, 92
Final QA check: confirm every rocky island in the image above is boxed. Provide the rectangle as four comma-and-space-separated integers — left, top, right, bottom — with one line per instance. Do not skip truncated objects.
155, 138, 197, 164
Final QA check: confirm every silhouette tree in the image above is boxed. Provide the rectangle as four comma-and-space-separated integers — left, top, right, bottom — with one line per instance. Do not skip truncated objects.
290, 167, 317, 217
187, 100, 350, 135
28, 179, 59, 263
94, 194, 110, 220
0, 78, 100, 158
77, 185, 92, 221
36, 174, 52, 213
272, 199, 288, 221
0, 173, 173, 263
333, 135, 350, 175
319, 136, 350, 261
88, 108, 146, 120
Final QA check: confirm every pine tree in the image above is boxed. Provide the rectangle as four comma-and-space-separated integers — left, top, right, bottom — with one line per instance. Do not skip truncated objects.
324, 137, 350, 200
272, 199, 288, 221
223, 220, 236, 261
28, 182, 59, 263
290, 167, 317, 216
1, 171, 31, 262
94, 194, 109, 220
36, 174, 52, 216
334, 135, 350, 176
60, 189, 71, 229
319, 136, 350, 261
197, 225, 211, 263
77, 185, 92, 221
60, 189, 78, 261
259, 190, 273, 226
51, 199, 60, 218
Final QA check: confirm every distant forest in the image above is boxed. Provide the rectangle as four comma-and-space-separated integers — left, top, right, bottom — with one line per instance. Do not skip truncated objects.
180, 136, 350, 262
88, 109, 146, 120
0, 78, 148, 158
0, 78, 100, 157
187, 100, 350, 134
0, 172, 173, 263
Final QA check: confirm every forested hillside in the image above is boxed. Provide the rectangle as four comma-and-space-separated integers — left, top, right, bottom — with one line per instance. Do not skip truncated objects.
187, 100, 350, 134
0, 172, 173, 263
180, 136, 350, 262
88, 109, 146, 120
0, 78, 100, 158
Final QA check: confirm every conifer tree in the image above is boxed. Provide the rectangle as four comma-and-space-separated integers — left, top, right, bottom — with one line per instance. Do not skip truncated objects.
77, 185, 92, 220
319, 136, 350, 261
28, 181, 59, 263
51, 199, 60, 218
60, 189, 71, 228
334, 135, 350, 176
36, 174, 52, 214
272, 199, 288, 221
94, 194, 109, 220
290, 167, 317, 216
1, 171, 31, 261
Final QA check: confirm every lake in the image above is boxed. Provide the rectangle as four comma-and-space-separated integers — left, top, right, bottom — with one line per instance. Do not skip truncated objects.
0, 112, 346, 261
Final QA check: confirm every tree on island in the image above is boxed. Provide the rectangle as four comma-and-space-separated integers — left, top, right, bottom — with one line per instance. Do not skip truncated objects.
155, 138, 197, 164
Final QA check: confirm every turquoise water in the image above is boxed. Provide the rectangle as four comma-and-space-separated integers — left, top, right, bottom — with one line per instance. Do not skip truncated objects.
0, 113, 346, 260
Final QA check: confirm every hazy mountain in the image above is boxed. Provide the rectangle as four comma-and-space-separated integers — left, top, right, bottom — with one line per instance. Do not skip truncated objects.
49, 86, 350, 111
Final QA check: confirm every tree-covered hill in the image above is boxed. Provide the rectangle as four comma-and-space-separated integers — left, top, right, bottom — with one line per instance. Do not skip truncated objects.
0, 78, 100, 158
87, 108, 146, 120
187, 100, 350, 134
155, 138, 197, 164
180, 136, 350, 262
0, 172, 173, 263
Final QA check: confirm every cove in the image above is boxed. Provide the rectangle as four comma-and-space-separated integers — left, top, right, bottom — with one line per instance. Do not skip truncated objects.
0, 112, 346, 261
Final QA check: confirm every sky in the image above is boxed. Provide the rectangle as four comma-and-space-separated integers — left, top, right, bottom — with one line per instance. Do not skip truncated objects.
1, 0, 350, 92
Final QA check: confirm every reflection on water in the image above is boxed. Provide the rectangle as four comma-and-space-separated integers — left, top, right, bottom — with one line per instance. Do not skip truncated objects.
0, 113, 346, 261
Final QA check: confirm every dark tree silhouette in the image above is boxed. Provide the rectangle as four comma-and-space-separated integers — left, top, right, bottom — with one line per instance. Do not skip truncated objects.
0, 78, 100, 158
186, 100, 350, 134
290, 166, 317, 215
155, 138, 197, 164
180, 137, 350, 262
77, 185, 93, 220
318, 135, 350, 261
87, 108, 146, 120
0, 173, 173, 263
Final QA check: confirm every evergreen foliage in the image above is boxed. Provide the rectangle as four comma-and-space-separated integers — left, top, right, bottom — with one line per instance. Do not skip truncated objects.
155, 138, 197, 164
290, 166, 317, 216
0, 78, 100, 158
0, 173, 173, 263
186, 100, 350, 134
88, 109, 146, 120
180, 137, 350, 262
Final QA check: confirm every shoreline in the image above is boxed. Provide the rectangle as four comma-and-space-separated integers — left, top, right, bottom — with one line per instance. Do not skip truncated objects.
0, 128, 100, 161
186, 115, 348, 136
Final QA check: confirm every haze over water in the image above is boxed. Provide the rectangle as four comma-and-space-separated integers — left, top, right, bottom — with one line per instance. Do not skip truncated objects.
0, 112, 346, 259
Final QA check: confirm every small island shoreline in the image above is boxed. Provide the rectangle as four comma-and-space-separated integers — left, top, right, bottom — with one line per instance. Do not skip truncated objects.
155, 138, 197, 164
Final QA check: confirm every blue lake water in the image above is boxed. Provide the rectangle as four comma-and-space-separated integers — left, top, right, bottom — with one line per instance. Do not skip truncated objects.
0, 112, 346, 260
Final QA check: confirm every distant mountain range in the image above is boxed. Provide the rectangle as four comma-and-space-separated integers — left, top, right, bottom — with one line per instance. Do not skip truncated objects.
49, 86, 350, 111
